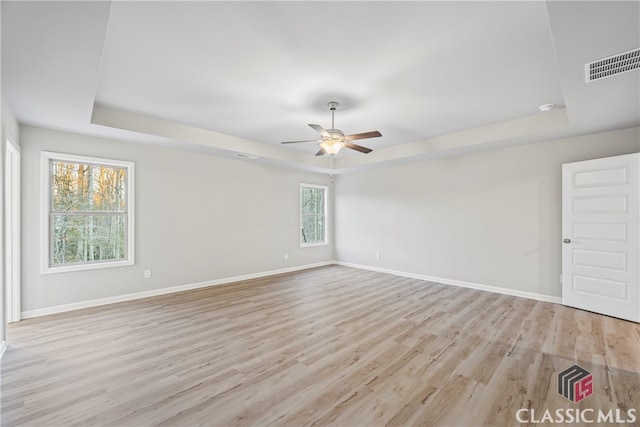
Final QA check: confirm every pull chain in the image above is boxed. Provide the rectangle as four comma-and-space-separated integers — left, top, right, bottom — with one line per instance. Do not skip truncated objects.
330, 156, 335, 183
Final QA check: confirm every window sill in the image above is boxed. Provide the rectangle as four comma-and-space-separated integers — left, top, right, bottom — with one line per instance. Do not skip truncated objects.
42, 259, 134, 275
300, 242, 329, 248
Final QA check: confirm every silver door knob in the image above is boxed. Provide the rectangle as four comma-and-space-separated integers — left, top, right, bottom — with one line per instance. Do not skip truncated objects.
563, 238, 571, 244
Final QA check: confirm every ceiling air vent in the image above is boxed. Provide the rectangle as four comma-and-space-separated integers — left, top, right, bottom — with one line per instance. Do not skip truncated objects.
585, 48, 640, 82
235, 153, 259, 160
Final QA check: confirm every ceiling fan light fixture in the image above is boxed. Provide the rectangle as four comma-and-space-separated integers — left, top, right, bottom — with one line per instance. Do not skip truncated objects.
280, 101, 380, 156
320, 139, 345, 155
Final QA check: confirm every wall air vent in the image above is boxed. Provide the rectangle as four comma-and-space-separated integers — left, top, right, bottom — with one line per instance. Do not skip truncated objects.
585, 48, 640, 82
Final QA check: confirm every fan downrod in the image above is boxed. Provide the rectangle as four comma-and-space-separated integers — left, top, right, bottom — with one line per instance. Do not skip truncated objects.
328, 101, 339, 129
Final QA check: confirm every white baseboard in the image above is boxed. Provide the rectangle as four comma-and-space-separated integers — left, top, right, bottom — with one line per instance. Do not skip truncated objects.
21, 260, 561, 319
336, 261, 563, 305
20, 261, 335, 319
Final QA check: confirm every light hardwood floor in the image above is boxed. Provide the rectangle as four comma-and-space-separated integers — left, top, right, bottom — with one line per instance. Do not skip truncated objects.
2, 265, 639, 426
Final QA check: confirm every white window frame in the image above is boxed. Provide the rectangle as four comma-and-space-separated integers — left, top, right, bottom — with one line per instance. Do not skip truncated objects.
41, 152, 135, 274
300, 183, 329, 248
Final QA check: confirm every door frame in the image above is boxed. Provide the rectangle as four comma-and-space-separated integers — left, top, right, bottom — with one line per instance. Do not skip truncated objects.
5, 136, 20, 323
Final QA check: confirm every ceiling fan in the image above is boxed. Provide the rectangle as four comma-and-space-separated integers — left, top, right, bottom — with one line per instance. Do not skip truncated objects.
281, 101, 381, 156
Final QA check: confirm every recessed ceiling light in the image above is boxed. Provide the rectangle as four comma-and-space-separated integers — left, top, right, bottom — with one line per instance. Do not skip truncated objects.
538, 103, 555, 112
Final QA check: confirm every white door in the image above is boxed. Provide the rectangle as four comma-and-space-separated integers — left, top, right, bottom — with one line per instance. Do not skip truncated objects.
562, 153, 639, 322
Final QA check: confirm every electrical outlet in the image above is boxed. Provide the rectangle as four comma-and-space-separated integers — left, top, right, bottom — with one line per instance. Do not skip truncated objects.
144, 269, 152, 279
284, 253, 289, 260
376, 252, 381, 260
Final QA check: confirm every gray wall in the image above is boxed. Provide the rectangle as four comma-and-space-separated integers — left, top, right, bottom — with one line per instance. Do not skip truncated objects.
20, 124, 640, 314
2, 98, 19, 143
334, 127, 640, 298
21, 126, 333, 313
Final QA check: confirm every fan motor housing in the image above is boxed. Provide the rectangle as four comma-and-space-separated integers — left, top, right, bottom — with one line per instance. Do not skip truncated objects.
327, 129, 345, 139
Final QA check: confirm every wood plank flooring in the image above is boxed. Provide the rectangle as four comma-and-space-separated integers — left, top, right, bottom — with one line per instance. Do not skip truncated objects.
2, 265, 639, 426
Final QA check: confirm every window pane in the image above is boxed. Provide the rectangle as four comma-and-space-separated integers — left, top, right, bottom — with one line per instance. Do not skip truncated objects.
52, 161, 127, 212
301, 187, 324, 215
51, 214, 127, 265
302, 215, 324, 243
300, 184, 327, 246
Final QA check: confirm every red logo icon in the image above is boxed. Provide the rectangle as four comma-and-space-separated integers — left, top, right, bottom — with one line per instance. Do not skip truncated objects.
558, 364, 593, 402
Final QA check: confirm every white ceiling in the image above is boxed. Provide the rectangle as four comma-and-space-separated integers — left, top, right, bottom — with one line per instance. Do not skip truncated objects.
2, 1, 639, 173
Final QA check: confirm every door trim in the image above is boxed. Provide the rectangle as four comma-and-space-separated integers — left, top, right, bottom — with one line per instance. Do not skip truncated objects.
5, 137, 20, 323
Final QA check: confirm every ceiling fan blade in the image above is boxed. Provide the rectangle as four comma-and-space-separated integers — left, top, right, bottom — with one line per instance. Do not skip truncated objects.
345, 142, 372, 154
309, 124, 331, 138
315, 147, 327, 156
345, 130, 382, 141
281, 139, 321, 144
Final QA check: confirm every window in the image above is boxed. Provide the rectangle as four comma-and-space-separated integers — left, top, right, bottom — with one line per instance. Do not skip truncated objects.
41, 152, 134, 273
300, 183, 328, 246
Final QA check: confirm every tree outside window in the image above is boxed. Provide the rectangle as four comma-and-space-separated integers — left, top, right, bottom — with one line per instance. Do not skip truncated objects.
300, 184, 327, 246
42, 152, 134, 273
